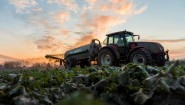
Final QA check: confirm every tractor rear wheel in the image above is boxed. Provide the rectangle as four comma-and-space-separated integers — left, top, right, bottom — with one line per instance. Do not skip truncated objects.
64, 57, 76, 69
130, 48, 152, 65
98, 49, 117, 66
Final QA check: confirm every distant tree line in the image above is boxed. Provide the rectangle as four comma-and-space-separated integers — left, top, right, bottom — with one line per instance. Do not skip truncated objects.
0, 59, 184, 71
0, 61, 62, 71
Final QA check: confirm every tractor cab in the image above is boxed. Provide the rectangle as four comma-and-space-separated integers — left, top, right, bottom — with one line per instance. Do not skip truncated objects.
103, 31, 139, 47
100, 31, 141, 65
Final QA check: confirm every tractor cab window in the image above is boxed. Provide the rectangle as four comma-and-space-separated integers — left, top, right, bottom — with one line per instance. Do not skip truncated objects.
108, 36, 114, 44
125, 34, 134, 43
114, 35, 124, 46
103, 38, 107, 45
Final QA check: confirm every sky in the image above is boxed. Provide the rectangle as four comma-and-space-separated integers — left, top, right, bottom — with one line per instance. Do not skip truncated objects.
0, 0, 185, 60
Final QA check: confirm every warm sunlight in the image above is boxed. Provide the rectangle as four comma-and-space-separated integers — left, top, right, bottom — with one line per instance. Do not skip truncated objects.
0, 0, 185, 62
0, 1, 185, 105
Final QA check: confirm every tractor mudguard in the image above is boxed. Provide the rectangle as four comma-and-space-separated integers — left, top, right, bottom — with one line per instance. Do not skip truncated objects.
100, 45, 120, 59
129, 42, 165, 53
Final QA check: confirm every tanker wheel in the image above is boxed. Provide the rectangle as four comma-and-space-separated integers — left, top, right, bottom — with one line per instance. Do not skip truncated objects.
80, 59, 91, 68
130, 48, 152, 65
98, 49, 117, 66
64, 57, 76, 69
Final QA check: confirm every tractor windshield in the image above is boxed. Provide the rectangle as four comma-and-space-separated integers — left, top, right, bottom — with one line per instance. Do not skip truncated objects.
125, 34, 134, 43
103, 38, 107, 45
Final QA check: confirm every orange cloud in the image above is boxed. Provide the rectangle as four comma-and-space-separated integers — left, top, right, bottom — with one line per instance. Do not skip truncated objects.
92, 16, 120, 29
74, 34, 95, 47
99, 0, 146, 15
11, 0, 148, 58
60, 29, 70, 36
71, 15, 124, 48
110, 0, 126, 3
100, 2, 133, 15
62, 0, 147, 48
35, 36, 55, 50
115, 2, 133, 15
76, 15, 121, 45
87, 0, 97, 5
55, 12, 70, 24
91, 15, 121, 39
34, 35, 70, 53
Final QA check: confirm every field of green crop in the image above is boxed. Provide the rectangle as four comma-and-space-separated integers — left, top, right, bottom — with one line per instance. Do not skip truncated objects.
0, 62, 185, 105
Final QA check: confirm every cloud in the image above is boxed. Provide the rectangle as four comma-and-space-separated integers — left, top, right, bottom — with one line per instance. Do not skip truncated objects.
47, 0, 78, 13
87, 0, 97, 4
6, 0, 185, 60
42, 0, 147, 50
93, 16, 120, 27
110, 0, 125, 3
31, 7, 43, 12
74, 15, 121, 47
86, 0, 97, 7
100, 2, 134, 15
90, 15, 121, 38
8, 0, 38, 13
98, 0, 146, 15
74, 0, 142, 47
74, 34, 95, 47
34, 35, 69, 52
134, 6, 148, 15
8, 0, 78, 13
60, 29, 70, 36
8, 0, 148, 56
54, 11, 70, 24
35, 35, 55, 50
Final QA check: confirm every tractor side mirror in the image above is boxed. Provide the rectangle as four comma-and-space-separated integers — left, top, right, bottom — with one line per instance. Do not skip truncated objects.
134, 35, 140, 40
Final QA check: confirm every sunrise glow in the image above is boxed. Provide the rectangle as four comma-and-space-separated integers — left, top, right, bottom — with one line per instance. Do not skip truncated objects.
0, 0, 185, 61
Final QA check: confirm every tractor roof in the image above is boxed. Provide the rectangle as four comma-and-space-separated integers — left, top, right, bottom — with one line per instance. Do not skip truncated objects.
106, 30, 134, 36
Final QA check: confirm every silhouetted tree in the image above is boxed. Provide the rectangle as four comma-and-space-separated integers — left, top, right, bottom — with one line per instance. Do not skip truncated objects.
3, 61, 21, 69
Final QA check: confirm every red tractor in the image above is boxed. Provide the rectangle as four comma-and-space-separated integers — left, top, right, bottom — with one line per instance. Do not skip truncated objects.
46, 30, 169, 68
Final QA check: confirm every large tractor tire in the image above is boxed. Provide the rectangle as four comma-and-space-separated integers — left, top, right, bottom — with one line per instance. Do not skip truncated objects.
98, 48, 118, 66
130, 48, 152, 65
64, 57, 76, 69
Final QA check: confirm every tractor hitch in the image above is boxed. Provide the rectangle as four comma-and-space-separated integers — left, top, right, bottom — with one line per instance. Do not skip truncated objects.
45, 54, 65, 65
